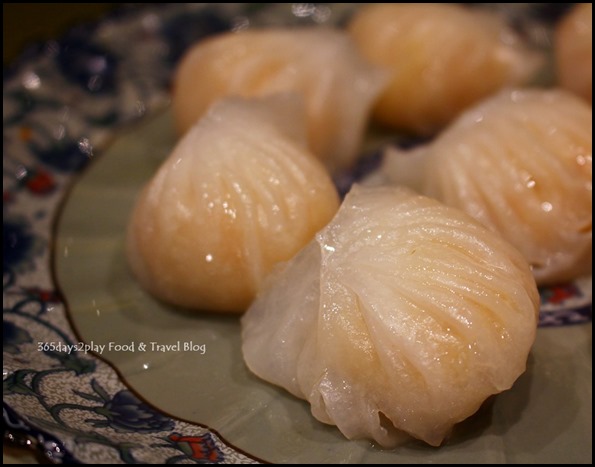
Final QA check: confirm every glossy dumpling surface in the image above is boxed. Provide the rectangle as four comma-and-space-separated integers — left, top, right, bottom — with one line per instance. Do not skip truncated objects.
127, 95, 339, 312
172, 27, 387, 171
555, 3, 592, 103
375, 88, 592, 285
348, 3, 542, 135
242, 185, 539, 447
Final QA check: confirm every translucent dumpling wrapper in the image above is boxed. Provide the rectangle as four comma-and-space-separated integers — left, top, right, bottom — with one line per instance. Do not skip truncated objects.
171, 27, 388, 172
369, 88, 592, 286
555, 3, 592, 103
241, 185, 539, 448
348, 3, 543, 135
127, 94, 340, 312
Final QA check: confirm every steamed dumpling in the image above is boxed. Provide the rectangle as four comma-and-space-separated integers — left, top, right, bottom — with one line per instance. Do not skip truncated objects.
372, 88, 592, 285
242, 185, 539, 447
172, 28, 387, 171
555, 3, 592, 103
348, 3, 543, 135
127, 95, 339, 312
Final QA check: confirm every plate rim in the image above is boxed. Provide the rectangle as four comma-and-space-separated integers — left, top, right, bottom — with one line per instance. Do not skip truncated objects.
3, 3, 592, 464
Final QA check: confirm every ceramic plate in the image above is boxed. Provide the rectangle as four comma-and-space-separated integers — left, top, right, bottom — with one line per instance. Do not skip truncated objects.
3, 3, 592, 464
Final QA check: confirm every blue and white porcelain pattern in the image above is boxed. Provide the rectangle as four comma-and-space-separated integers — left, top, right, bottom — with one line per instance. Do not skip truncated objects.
3, 3, 591, 464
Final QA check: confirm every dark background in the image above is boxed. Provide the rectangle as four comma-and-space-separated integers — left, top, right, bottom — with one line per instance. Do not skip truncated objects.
3, 3, 121, 66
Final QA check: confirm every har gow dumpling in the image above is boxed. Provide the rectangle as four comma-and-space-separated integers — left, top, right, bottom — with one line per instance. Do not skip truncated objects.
372, 88, 592, 286
172, 28, 387, 171
126, 95, 340, 312
554, 3, 592, 103
348, 3, 543, 135
242, 184, 539, 447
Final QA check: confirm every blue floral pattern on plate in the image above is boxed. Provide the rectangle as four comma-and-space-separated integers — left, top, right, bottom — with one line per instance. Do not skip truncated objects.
3, 3, 591, 464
